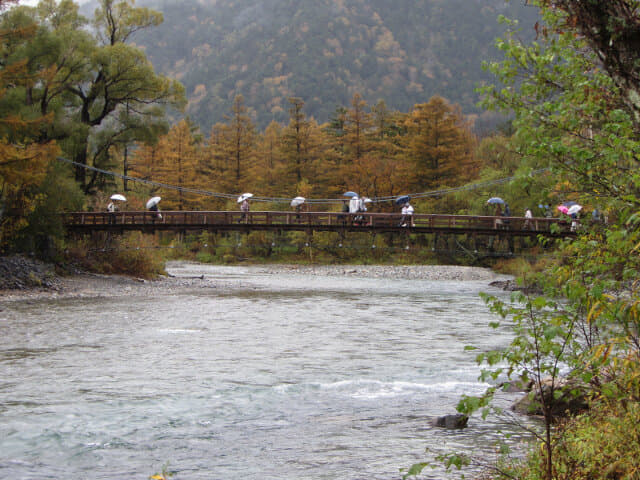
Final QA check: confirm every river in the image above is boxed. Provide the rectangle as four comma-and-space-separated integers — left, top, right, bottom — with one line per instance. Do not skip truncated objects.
0, 263, 534, 479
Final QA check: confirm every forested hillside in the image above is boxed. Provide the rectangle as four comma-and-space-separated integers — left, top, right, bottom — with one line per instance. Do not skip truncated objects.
132, 0, 539, 131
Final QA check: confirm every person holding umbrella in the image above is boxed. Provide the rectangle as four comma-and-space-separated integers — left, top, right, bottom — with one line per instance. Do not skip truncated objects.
524, 207, 535, 230
291, 196, 305, 222
404, 201, 415, 227
395, 195, 410, 226
237, 193, 253, 223
359, 197, 372, 225
395, 195, 414, 227
487, 197, 505, 229
107, 194, 126, 225
107, 200, 116, 224
568, 204, 582, 231
348, 195, 359, 215
146, 196, 162, 221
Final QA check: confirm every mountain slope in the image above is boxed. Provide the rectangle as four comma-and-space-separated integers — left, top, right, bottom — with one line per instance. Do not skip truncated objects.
134, 0, 538, 131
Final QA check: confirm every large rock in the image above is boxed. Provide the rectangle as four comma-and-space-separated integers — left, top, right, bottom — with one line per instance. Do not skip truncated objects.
511, 377, 589, 417
432, 414, 469, 429
489, 280, 542, 294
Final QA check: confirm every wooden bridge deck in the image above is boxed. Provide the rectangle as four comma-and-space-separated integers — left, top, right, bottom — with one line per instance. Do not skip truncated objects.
63, 211, 575, 238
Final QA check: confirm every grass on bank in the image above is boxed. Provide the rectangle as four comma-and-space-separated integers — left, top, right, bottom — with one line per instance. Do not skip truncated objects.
65, 232, 166, 279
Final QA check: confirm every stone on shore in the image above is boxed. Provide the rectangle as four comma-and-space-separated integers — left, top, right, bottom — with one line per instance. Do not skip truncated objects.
511, 377, 589, 417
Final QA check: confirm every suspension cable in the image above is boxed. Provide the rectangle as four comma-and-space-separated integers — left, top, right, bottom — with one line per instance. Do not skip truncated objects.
58, 156, 549, 204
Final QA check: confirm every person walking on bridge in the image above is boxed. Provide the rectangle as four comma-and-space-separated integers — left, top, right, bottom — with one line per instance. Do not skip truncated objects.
493, 204, 503, 229
107, 201, 116, 225
524, 207, 535, 230
401, 202, 414, 227
240, 198, 250, 223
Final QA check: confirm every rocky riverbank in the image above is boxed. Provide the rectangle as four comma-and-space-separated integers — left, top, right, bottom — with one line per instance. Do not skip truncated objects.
1, 257, 509, 302
252, 263, 502, 281
0, 255, 61, 291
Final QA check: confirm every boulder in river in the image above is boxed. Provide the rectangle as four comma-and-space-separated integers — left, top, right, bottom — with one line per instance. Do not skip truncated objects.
432, 414, 469, 429
489, 279, 542, 295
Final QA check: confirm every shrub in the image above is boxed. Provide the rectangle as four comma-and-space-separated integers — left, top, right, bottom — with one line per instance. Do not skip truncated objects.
66, 232, 165, 278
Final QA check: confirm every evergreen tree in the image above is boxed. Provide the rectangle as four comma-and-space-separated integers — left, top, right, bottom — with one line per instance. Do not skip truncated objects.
223, 94, 256, 189
153, 119, 202, 211
252, 120, 284, 197
404, 96, 475, 190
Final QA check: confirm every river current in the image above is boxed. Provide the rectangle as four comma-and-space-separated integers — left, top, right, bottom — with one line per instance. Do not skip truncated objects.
0, 264, 533, 479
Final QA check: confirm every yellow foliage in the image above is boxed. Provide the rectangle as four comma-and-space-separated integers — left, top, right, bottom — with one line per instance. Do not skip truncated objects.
374, 29, 400, 55
191, 43, 212, 58
0, 141, 58, 249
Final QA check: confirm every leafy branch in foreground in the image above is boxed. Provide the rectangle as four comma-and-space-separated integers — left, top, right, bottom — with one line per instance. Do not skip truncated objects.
460, 291, 576, 480
406, 2, 640, 477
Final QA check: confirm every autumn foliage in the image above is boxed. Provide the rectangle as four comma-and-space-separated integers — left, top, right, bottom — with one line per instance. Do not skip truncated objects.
0, 0, 58, 251
130, 93, 478, 210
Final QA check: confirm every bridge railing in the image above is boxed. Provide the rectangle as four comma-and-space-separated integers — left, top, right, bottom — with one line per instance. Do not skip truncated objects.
62, 210, 573, 234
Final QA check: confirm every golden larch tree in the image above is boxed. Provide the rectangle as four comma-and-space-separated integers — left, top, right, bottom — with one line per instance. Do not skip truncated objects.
404, 96, 476, 191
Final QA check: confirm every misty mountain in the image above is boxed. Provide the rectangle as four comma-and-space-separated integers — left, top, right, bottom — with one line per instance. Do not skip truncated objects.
131, 0, 539, 131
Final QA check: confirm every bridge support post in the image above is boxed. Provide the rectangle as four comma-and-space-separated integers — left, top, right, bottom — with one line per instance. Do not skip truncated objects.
305, 232, 313, 262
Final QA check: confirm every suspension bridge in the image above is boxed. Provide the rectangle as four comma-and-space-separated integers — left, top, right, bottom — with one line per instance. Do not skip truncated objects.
59, 157, 577, 257
63, 210, 574, 238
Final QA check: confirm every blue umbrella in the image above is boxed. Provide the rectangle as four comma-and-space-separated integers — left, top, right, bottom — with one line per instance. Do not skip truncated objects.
562, 201, 578, 207
395, 195, 410, 205
487, 197, 505, 205
343, 191, 359, 197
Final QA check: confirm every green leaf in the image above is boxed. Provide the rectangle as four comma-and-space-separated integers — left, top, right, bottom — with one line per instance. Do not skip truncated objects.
402, 462, 429, 479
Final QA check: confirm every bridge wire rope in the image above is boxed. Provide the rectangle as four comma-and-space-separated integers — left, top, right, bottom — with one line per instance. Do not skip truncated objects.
57, 156, 550, 205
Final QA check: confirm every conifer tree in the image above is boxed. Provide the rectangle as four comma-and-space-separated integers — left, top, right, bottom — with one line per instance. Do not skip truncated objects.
153, 119, 202, 211
279, 97, 325, 196
222, 94, 256, 189
404, 96, 475, 190
252, 120, 284, 197
282, 97, 310, 184
343, 93, 374, 162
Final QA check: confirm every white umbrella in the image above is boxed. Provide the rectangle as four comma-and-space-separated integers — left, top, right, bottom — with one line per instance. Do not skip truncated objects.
110, 194, 127, 202
290, 196, 305, 207
567, 204, 582, 215
237, 193, 254, 203
363, 197, 372, 204
146, 196, 161, 209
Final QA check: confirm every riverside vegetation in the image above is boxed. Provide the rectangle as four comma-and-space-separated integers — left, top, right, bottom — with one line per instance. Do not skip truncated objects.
404, 2, 640, 479
2, 1, 640, 479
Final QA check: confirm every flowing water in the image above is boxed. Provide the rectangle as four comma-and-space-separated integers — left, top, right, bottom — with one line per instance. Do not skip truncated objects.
0, 264, 535, 480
